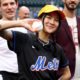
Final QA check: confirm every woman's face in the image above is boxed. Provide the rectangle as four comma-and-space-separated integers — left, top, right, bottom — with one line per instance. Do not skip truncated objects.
43, 12, 59, 34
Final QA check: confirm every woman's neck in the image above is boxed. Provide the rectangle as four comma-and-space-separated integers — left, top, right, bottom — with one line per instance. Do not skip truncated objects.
38, 30, 49, 43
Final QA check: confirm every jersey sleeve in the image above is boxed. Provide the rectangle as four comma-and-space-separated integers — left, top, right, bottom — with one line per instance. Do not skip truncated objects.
59, 48, 69, 68
8, 31, 29, 54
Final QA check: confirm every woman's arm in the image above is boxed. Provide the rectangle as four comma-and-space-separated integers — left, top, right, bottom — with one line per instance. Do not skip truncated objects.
58, 66, 71, 80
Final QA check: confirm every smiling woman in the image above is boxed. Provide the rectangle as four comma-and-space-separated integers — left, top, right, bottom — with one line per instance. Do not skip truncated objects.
0, 4, 71, 80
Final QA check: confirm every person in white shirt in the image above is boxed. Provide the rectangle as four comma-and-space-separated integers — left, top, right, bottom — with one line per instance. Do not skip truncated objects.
0, 0, 27, 80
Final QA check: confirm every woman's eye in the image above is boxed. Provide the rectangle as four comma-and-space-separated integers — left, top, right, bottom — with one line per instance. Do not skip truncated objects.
55, 19, 59, 22
46, 16, 52, 19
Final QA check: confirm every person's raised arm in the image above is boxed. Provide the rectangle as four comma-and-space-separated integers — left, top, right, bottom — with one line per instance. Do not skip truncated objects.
0, 19, 39, 41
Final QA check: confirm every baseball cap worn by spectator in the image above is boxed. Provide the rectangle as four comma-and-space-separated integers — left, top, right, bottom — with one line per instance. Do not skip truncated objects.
38, 5, 65, 20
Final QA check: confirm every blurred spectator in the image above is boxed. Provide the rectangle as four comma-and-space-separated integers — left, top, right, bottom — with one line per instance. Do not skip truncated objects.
18, 6, 30, 19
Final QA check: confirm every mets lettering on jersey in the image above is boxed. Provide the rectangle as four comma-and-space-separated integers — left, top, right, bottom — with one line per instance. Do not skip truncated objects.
30, 56, 59, 71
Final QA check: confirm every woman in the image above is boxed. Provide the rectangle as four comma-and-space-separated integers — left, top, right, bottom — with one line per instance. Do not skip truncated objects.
0, 5, 71, 80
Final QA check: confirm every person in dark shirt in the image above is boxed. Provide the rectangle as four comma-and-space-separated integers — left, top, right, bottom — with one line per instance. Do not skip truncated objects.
0, 5, 71, 80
